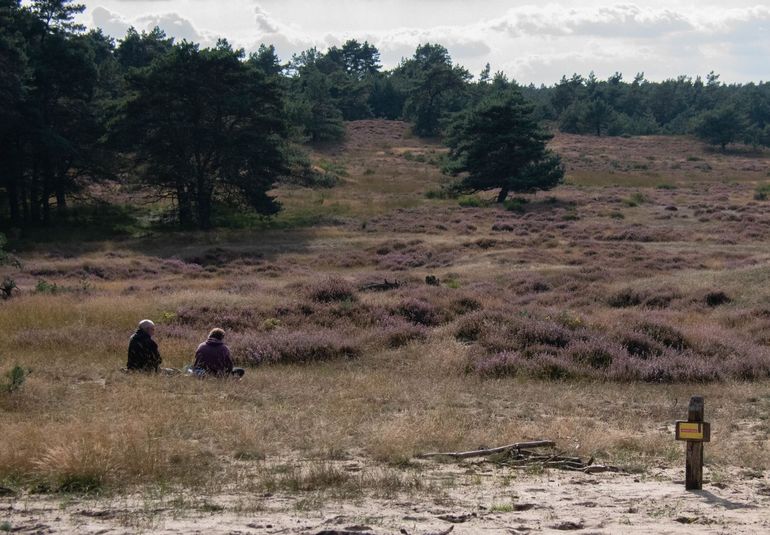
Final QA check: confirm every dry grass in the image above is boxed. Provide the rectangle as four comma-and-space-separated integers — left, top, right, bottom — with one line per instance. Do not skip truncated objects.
1, 121, 769, 496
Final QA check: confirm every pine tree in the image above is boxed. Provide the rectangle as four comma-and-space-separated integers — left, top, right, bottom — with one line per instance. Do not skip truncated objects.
444, 89, 564, 203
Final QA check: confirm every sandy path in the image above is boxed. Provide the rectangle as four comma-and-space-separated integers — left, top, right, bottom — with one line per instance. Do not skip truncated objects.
3, 466, 769, 534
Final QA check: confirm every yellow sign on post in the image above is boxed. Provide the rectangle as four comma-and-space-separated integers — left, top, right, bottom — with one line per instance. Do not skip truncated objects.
675, 421, 711, 442
676, 396, 710, 491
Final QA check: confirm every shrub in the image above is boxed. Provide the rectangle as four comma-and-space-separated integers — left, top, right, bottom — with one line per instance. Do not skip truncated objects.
458, 196, 483, 208
607, 287, 681, 308
526, 355, 578, 381
260, 318, 281, 331
643, 287, 682, 308
456, 311, 573, 351
491, 222, 515, 231
602, 226, 678, 243
455, 311, 488, 342
617, 330, 664, 359
57, 473, 104, 494
472, 351, 522, 377
566, 339, 619, 369
637, 321, 689, 351
451, 296, 482, 315
35, 279, 60, 294
2, 366, 28, 393
504, 197, 529, 213
607, 288, 642, 308
377, 319, 428, 349
318, 159, 349, 177
240, 330, 361, 365
174, 305, 258, 331
425, 187, 457, 200
554, 310, 583, 330
623, 192, 649, 207
704, 291, 731, 307
513, 318, 573, 349
396, 298, 440, 326
754, 183, 770, 201
307, 277, 357, 303
0, 277, 16, 300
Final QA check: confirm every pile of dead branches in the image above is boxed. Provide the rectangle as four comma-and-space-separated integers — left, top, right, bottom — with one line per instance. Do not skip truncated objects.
418, 440, 622, 474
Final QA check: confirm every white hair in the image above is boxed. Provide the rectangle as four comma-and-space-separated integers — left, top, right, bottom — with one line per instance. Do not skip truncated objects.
138, 319, 155, 332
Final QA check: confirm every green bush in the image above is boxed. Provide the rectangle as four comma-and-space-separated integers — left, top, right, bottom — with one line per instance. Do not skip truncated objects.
318, 159, 349, 177
35, 279, 60, 294
2, 366, 28, 393
504, 197, 529, 212
425, 187, 457, 200
623, 192, 650, 207
0, 277, 16, 300
458, 196, 483, 208
755, 183, 770, 201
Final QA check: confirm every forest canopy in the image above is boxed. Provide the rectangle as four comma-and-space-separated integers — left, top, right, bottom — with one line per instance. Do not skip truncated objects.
2, 0, 769, 231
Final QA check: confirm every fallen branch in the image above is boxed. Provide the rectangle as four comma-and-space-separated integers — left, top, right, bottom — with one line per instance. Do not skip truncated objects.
418, 442, 623, 474
418, 440, 556, 459
359, 279, 401, 292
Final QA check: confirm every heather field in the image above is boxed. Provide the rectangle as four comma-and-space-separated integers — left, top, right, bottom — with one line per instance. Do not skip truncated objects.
1, 121, 770, 533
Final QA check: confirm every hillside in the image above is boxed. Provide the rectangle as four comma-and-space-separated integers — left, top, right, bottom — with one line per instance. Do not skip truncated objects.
1, 121, 769, 533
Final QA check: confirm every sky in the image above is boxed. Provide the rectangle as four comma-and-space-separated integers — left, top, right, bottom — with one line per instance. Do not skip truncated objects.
78, 0, 770, 85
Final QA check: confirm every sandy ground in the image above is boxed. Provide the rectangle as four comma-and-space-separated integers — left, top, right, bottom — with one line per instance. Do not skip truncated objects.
3, 463, 769, 534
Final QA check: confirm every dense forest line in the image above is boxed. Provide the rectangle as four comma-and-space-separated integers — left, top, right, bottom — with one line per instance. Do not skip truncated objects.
2, 0, 769, 231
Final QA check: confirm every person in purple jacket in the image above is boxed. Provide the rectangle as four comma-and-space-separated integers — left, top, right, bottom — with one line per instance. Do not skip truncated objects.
192, 328, 245, 378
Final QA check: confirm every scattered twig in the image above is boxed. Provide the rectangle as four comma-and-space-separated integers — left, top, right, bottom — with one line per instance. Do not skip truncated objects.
418, 441, 623, 474
418, 440, 555, 459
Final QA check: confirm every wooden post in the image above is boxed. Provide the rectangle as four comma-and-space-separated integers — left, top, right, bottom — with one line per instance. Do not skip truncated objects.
685, 396, 704, 491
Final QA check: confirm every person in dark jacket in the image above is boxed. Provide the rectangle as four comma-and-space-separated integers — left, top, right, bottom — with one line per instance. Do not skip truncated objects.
193, 328, 244, 378
127, 319, 161, 372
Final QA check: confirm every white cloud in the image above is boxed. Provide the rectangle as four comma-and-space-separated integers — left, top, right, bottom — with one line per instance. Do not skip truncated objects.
82, 1, 770, 83
91, 6, 131, 37
89, 5, 218, 46
490, 4, 693, 39
137, 12, 208, 43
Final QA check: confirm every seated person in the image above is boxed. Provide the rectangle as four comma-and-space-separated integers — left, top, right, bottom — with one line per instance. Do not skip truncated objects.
127, 319, 161, 372
192, 328, 245, 378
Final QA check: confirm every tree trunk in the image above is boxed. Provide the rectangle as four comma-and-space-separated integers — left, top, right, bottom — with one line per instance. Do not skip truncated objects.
41, 159, 53, 224
42, 189, 50, 223
5, 141, 22, 226
21, 177, 29, 223
195, 164, 212, 230
176, 184, 193, 228
496, 186, 510, 203
196, 188, 213, 230
30, 166, 40, 223
56, 181, 67, 216
7, 175, 20, 226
